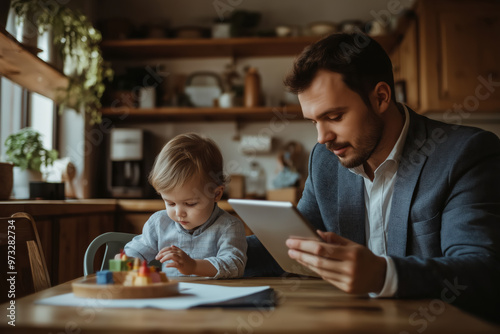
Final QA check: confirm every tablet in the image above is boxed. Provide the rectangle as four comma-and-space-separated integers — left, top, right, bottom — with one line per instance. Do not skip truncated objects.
228, 199, 321, 277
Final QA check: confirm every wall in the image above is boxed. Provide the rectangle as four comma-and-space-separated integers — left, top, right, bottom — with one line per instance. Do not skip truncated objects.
93, 0, 415, 29
87, 0, 417, 195
61, 0, 500, 198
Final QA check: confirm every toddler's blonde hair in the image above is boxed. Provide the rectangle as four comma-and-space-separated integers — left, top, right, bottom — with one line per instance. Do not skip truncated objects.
149, 133, 227, 194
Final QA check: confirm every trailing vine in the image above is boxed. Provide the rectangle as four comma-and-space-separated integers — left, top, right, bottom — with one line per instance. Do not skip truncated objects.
11, 0, 113, 124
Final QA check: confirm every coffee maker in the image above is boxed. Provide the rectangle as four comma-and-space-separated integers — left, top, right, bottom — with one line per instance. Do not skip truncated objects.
107, 128, 155, 198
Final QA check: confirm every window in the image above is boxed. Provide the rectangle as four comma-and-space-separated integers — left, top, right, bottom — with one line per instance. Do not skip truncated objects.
0, 9, 56, 159
29, 93, 55, 150
0, 78, 24, 159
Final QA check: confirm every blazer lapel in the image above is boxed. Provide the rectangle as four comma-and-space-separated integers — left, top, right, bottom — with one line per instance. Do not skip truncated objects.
337, 166, 366, 245
387, 108, 428, 257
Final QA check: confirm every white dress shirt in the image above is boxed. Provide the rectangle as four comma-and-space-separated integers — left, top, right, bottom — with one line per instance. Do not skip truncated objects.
349, 104, 410, 297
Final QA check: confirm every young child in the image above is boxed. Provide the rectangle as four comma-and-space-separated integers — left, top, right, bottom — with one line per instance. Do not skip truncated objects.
123, 133, 247, 278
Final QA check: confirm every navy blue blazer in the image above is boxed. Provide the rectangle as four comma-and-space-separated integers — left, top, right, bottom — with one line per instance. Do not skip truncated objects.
245, 107, 500, 321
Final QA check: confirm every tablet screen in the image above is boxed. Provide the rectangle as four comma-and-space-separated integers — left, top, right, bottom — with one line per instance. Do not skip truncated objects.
228, 199, 321, 277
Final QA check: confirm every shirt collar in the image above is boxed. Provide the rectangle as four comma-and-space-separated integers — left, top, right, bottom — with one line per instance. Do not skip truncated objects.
349, 103, 410, 178
174, 203, 222, 236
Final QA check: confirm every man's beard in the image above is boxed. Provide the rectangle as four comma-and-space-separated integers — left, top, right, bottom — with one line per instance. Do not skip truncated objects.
326, 110, 384, 169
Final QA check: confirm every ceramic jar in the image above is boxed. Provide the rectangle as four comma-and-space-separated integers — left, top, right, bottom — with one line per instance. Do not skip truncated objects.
244, 67, 262, 107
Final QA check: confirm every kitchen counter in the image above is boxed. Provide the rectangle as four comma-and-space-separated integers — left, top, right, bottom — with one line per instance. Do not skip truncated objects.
0, 199, 117, 217
117, 199, 234, 212
0, 199, 241, 284
0, 199, 233, 217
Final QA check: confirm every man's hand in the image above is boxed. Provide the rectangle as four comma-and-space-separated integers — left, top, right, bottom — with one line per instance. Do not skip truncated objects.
286, 231, 387, 294
156, 245, 196, 275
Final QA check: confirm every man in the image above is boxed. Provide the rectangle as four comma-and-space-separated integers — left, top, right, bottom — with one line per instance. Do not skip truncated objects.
244, 33, 500, 322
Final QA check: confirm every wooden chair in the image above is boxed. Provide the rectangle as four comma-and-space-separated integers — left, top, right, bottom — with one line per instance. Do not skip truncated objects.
0, 212, 51, 303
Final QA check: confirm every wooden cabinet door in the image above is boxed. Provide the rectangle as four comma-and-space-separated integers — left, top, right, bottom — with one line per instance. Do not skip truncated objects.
58, 214, 114, 283
436, 6, 500, 110
390, 47, 401, 83
398, 21, 419, 110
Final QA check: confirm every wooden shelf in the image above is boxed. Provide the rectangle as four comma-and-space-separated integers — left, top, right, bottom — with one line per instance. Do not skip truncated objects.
100, 35, 398, 59
0, 27, 67, 100
101, 105, 304, 122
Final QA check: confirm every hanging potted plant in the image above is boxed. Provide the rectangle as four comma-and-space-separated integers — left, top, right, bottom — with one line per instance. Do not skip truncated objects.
4, 128, 58, 199
11, 0, 114, 124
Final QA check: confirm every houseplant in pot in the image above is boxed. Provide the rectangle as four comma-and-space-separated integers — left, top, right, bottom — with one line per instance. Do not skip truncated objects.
4, 128, 58, 199
10, 0, 114, 124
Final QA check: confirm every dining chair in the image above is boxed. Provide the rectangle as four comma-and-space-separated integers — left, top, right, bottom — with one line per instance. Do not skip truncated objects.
0, 212, 51, 303
83, 232, 137, 276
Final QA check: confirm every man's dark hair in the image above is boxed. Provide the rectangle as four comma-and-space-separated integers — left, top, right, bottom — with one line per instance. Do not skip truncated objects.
284, 33, 395, 107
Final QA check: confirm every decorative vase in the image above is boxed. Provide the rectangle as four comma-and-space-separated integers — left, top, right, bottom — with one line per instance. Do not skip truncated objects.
12, 167, 42, 199
0, 162, 14, 200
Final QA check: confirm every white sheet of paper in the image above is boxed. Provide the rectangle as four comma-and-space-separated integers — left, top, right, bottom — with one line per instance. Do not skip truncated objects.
36, 282, 271, 309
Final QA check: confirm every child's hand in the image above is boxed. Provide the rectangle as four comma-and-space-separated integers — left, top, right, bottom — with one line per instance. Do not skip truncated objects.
155, 245, 196, 275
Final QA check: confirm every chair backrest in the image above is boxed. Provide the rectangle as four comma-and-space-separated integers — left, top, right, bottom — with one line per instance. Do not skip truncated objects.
0, 212, 51, 303
83, 232, 137, 275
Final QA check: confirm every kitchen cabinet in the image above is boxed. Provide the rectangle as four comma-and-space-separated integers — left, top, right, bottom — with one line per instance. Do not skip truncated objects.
390, 0, 500, 113
115, 200, 254, 236
391, 19, 419, 110
57, 214, 115, 283
0, 200, 116, 285
0, 27, 67, 100
100, 35, 399, 122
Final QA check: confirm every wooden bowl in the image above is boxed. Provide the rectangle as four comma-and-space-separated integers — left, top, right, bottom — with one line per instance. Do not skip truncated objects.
72, 272, 179, 299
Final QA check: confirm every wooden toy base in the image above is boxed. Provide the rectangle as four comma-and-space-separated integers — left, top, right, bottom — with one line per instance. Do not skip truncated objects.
72, 272, 179, 299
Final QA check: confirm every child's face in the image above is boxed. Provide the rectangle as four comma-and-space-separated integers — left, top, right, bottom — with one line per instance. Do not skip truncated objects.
160, 178, 224, 231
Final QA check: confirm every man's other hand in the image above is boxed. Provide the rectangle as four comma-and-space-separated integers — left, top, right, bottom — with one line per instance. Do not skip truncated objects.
286, 230, 387, 294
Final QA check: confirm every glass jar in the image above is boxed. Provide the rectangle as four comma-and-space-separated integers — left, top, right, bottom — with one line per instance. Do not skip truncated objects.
246, 161, 266, 199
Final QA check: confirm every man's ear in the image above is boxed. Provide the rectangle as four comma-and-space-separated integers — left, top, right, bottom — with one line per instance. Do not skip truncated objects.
214, 186, 224, 202
372, 82, 392, 114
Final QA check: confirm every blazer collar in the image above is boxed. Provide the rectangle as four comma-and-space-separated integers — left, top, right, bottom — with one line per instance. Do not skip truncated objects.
387, 106, 429, 257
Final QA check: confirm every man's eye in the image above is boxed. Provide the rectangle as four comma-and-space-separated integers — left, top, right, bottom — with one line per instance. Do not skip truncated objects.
167, 203, 175, 207
329, 114, 343, 121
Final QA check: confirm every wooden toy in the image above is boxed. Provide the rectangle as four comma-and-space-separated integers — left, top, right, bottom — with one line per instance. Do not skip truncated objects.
96, 270, 114, 284
72, 257, 176, 299
109, 250, 134, 271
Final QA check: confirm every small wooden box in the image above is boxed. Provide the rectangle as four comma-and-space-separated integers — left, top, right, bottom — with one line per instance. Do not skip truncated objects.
228, 174, 245, 199
266, 187, 300, 206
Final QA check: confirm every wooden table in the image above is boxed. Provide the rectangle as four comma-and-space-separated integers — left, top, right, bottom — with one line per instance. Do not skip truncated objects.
0, 277, 498, 334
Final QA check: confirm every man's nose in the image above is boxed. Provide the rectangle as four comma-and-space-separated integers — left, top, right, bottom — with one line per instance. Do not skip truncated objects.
317, 123, 335, 144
